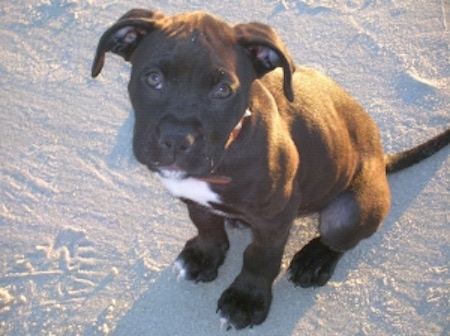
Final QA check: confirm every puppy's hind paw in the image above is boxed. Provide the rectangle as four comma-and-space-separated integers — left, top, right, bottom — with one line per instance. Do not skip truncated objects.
288, 237, 344, 288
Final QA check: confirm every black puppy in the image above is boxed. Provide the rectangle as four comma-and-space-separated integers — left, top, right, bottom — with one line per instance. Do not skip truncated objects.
92, 9, 449, 329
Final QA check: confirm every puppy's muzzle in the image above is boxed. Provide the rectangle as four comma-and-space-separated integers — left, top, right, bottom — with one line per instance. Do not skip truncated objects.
134, 115, 207, 172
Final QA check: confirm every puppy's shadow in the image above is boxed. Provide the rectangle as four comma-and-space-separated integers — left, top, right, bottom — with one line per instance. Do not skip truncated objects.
112, 227, 317, 335
317, 145, 449, 299
354, 144, 449, 256
112, 228, 245, 335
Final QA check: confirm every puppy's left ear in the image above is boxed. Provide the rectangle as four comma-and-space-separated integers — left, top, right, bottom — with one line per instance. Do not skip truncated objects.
235, 22, 295, 102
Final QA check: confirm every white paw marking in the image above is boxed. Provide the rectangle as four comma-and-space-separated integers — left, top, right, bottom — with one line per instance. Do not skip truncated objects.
220, 317, 232, 331
173, 260, 187, 282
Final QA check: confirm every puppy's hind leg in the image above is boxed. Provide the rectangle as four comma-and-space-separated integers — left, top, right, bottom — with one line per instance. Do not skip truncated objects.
289, 173, 390, 287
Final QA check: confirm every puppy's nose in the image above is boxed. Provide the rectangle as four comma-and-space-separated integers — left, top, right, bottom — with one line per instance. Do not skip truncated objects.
159, 132, 196, 153
156, 117, 204, 155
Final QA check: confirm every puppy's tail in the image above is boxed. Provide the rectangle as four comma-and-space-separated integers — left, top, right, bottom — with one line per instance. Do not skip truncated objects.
385, 128, 450, 174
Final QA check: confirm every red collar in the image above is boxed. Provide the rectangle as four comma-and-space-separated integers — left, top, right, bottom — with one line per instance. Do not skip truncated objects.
225, 108, 252, 149
194, 176, 232, 184
196, 109, 252, 185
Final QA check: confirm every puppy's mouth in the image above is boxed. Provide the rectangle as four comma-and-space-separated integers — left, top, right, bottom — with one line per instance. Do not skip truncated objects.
157, 165, 232, 185
157, 166, 189, 180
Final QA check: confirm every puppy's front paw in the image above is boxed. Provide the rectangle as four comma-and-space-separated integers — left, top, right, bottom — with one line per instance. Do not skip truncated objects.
174, 236, 228, 283
217, 285, 272, 330
288, 237, 344, 288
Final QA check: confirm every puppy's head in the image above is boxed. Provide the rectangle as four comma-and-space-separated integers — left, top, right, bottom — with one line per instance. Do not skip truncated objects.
92, 9, 294, 181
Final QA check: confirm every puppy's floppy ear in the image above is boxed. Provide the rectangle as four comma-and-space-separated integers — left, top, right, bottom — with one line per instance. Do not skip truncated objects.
91, 9, 164, 78
234, 22, 295, 102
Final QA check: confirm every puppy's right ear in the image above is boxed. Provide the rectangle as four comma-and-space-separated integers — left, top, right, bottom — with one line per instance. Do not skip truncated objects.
91, 9, 164, 78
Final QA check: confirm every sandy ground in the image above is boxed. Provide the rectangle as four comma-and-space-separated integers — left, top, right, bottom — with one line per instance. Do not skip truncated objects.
1, 0, 449, 335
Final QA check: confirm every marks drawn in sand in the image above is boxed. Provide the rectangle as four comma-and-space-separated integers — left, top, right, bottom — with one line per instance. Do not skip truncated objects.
0, 228, 116, 334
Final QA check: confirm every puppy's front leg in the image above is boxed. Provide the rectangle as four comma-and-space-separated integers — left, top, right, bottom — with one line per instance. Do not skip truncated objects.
217, 220, 291, 329
174, 201, 229, 283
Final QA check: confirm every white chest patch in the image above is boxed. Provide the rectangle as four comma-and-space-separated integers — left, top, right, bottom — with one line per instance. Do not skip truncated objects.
158, 176, 221, 207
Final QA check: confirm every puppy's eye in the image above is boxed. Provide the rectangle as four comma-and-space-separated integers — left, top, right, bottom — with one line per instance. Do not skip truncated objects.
145, 71, 163, 89
213, 83, 233, 99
